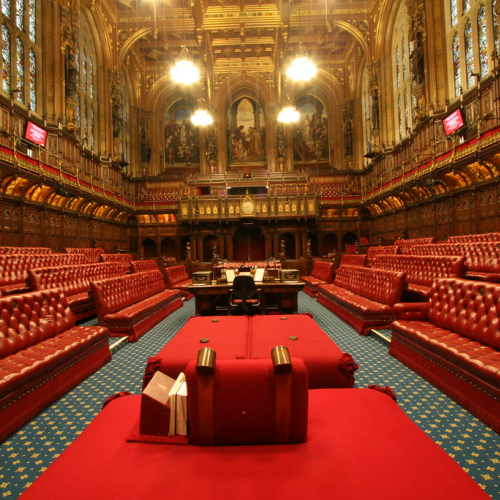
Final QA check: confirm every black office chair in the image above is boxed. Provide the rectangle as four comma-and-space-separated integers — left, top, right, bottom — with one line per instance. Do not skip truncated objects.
229, 275, 260, 315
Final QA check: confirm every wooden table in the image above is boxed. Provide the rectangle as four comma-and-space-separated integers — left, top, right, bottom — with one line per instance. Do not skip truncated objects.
187, 281, 304, 316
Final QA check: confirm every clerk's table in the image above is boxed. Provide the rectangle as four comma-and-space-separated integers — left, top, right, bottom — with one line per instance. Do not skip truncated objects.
187, 280, 304, 315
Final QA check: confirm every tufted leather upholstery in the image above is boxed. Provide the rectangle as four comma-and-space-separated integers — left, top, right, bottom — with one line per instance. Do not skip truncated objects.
0, 246, 51, 254
131, 259, 159, 273
300, 261, 335, 297
366, 245, 399, 266
373, 254, 465, 299
390, 277, 500, 433
90, 271, 183, 342
448, 232, 500, 242
0, 253, 86, 295
99, 253, 133, 273
340, 254, 368, 267
0, 288, 111, 443
402, 242, 500, 282
64, 248, 105, 263
394, 237, 435, 248
164, 265, 193, 300
27, 262, 124, 321
317, 265, 405, 335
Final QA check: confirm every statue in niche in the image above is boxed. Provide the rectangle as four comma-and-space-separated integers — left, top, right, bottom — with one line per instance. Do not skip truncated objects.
140, 128, 151, 163
65, 51, 78, 98
345, 118, 353, 156
186, 241, 191, 260
371, 89, 379, 130
111, 87, 123, 139
411, 32, 425, 86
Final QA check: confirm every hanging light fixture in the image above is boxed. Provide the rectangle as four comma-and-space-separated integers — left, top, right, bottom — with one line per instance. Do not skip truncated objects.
286, 42, 317, 82
278, 95, 300, 123
286, 3, 317, 82
191, 98, 213, 126
171, 46, 199, 84
170, 2, 199, 84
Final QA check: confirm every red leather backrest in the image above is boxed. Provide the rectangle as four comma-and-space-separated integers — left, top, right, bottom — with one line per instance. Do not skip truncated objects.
373, 255, 465, 286
311, 261, 335, 282
164, 265, 189, 288
340, 254, 367, 267
131, 260, 159, 273
0, 288, 75, 359
91, 271, 166, 317
334, 265, 405, 306
28, 262, 123, 295
429, 278, 500, 350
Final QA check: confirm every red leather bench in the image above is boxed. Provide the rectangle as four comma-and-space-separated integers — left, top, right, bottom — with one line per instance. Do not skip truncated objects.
402, 241, 500, 282
300, 260, 335, 297
339, 253, 367, 267
390, 277, 500, 434
0, 253, 86, 295
0, 288, 111, 443
90, 271, 183, 342
366, 245, 399, 266
27, 262, 124, 321
148, 314, 358, 389
131, 259, 160, 273
0, 246, 51, 254
64, 247, 105, 263
317, 265, 406, 335
164, 265, 193, 300
19, 389, 488, 499
373, 254, 465, 300
99, 253, 133, 273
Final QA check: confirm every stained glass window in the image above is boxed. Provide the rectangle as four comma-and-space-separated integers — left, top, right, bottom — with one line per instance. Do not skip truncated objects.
15, 0, 23, 31
28, 0, 35, 42
29, 47, 35, 110
396, 46, 400, 88
402, 38, 407, 81
16, 36, 23, 102
2, 24, 11, 93
465, 20, 474, 88
411, 93, 417, 122
89, 57, 93, 99
76, 93, 80, 125
404, 88, 409, 134
453, 32, 461, 97
398, 94, 402, 139
84, 99, 88, 144
494, 0, 500, 56
477, 5, 488, 77
82, 50, 87, 92
450, 0, 458, 27
463, 0, 470, 14
1, 0, 10, 18
90, 106, 95, 150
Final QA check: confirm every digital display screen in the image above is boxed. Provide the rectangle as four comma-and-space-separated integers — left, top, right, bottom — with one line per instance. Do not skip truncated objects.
442, 108, 465, 137
24, 121, 48, 148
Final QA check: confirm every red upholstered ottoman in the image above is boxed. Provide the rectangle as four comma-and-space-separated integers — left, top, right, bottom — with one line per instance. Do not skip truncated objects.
153, 316, 250, 380
19, 390, 489, 500
249, 314, 358, 388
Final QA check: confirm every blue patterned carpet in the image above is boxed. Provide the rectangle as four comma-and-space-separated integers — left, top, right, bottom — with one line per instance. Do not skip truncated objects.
1, 292, 499, 499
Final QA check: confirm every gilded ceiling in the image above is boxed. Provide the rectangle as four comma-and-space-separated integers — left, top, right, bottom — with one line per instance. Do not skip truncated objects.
105, 0, 378, 92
